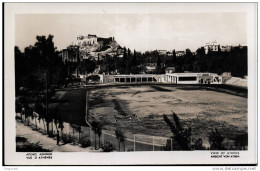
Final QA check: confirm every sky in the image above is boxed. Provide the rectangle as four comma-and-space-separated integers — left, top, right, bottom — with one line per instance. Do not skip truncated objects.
15, 13, 247, 53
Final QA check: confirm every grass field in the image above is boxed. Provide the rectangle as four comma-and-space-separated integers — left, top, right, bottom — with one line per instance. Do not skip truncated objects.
88, 85, 247, 147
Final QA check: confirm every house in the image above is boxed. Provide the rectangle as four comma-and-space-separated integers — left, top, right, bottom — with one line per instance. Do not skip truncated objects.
204, 41, 220, 54
166, 51, 173, 56
166, 73, 222, 84
221, 45, 232, 52
62, 46, 80, 63
158, 50, 167, 55
165, 67, 176, 74
176, 51, 185, 57
145, 63, 157, 73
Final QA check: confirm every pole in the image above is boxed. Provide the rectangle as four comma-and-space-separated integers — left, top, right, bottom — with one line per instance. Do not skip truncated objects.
45, 73, 48, 134
86, 91, 89, 121
153, 136, 154, 151
171, 138, 173, 151
134, 134, 136, 151
102, 131, 104, 146
89, 127, 92, 144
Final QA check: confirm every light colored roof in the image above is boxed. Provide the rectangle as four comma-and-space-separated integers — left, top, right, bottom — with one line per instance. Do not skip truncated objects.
166, 73, 218, 76
165, 67, 175, 70
113, 74, 154, 77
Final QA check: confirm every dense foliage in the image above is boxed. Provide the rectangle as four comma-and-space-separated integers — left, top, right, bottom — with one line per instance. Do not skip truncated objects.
15, 35, 67, 93
98, 46, 247, 77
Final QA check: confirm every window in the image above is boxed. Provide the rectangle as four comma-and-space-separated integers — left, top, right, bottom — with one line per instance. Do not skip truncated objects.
178, 76, 197, 81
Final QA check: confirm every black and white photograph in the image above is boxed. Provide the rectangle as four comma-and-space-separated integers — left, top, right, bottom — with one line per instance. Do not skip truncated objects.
3, 2, 258, 165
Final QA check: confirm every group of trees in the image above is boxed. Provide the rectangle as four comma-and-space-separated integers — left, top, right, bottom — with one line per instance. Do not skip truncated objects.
97, 46, 247, 77
163, 112, 247, 151
91, 119, 126, 151
98, 48, 145, 75
15, 35, 248, 90
174, 46, 247, 77
15, 35, 69, 138
16, 96, 64, 137
15, 35, 68, 93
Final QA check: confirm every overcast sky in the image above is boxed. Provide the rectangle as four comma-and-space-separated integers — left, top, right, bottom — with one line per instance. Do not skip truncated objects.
15, 13, 246, 52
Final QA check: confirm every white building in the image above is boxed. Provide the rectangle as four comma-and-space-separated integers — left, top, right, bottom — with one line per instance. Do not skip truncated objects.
74, 34, 98, 46
176, 51, 186, 57
204, 41, 220, 54
166, 73, 222, 84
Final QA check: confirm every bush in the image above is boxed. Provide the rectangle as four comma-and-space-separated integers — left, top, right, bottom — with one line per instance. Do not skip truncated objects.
208, 128, 225, 150
79, 138, 91, 148
62, 134, 74, 144
162, 139, 172, 151
234, 133, 248, 150
102, 141, 115, 152
193, 138, 206, 150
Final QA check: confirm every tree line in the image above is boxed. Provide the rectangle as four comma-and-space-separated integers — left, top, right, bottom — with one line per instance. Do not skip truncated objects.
15, 35, 248, 94
15, 35, 67, 93
98, 46, 247, 77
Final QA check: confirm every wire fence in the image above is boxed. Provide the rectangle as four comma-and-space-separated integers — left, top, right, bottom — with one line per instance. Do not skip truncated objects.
16, 113, 171, 151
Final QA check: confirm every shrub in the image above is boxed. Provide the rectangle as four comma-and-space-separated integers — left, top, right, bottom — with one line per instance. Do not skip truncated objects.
163, 113, 192, 150
162, 139, 172, 151
235, 133, 248, 148
48, 132, 56, 138
102, 141, 115, 152
193, 138, 206, 150
208, 128, 225, 150
62, 134, 74, 144
79, 138, 91, 148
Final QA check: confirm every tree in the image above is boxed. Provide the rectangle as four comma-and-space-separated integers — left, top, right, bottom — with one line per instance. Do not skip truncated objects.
193, 138, 206, 150
80, 59, 96, 75
34, 100, 45, 129
25, 107, 33, 126
163, 112, 192, 150
125, 48, 132, 74
185, 48, 192, 57
96, 123, 103, 148
91, 120, 99, 149
58, 120, 64, 138
15, 34, 66, 92
115, 127, 125, 152
208, 128, 225, 150
19, 96, 29, 123
123, 47, 127, 69
172, 50, 176, 65
156, 55, 164, 74
132, 50, 137, 68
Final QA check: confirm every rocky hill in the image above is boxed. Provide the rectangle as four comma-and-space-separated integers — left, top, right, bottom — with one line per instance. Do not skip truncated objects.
73, 35, 123, 60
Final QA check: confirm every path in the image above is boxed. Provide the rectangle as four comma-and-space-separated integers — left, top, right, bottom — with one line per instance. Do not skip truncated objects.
16, 121, 100, 152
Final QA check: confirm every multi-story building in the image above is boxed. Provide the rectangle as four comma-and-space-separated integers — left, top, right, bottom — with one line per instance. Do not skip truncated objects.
166, 51, 173, 56
165, 67, 176, 74
158, 50, 167, 55
204, 41, 220, 54
62, 45, 80, 77
220, 45, 232, 52
62, 46, 80, 63
176, 51, 186, 57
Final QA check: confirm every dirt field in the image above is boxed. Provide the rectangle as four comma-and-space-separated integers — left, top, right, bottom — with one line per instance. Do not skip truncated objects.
88, 85, 247, 147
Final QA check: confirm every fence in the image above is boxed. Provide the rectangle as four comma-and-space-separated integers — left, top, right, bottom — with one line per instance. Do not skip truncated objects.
16, 113, 171, 151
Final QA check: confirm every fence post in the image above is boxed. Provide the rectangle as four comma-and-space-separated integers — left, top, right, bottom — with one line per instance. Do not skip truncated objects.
171, 138, 173, 151
152, 136, 154, 151
102, 131, 104, 146
134, 134, 136, 151
89, 127, 92, 144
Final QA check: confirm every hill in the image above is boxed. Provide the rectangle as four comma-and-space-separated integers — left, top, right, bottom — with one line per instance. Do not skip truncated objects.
72, 35, 123, 60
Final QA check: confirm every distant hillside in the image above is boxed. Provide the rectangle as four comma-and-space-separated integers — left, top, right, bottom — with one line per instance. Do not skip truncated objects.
73, 35, 123, 60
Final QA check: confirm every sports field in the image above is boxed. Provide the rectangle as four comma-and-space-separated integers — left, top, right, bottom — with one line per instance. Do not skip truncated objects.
88, 85, 247, 147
